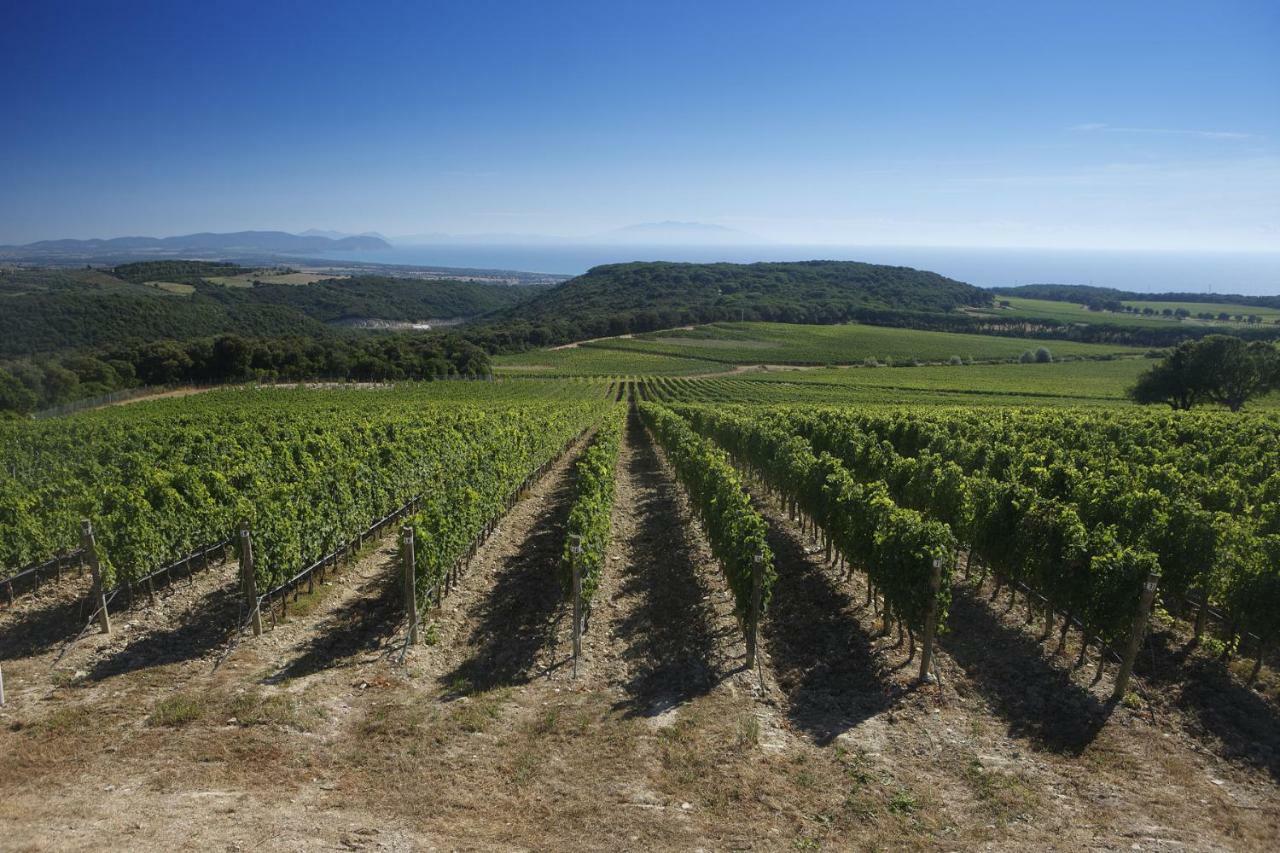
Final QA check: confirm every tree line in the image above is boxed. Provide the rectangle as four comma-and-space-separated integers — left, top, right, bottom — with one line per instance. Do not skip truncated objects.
0, 333, 490, 415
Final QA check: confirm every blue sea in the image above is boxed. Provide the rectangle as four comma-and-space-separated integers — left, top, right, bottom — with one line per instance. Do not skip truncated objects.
295, 244, 1280, 296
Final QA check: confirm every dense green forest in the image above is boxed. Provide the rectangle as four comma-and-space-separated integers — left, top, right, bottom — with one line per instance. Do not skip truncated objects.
0, 266, 535, 357
463, 260, 991, 349
0, 332, 491, 414
491, 260, 991, 326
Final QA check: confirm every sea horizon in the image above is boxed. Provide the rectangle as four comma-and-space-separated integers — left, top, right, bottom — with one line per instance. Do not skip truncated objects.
295, 243, 1280, 296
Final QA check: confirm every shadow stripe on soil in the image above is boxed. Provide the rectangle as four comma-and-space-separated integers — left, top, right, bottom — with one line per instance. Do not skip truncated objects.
610, 412, 734, 719
270, 548, 405, 681
937, 587, 1108, 754
0, 593, 93, 661
84, 579, 244, 681
439, 452, 582, 692
1140, 631, 1280, 781
758, 510, 895, 745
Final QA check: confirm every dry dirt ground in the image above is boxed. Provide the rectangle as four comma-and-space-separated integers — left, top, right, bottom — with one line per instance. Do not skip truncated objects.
2, 411, 1279, 851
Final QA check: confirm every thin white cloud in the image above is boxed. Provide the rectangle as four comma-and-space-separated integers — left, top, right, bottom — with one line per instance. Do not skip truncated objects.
1070, 123, 1255, 140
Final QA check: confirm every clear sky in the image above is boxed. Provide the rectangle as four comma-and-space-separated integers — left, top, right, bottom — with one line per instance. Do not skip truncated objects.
1, 0, 1277, 250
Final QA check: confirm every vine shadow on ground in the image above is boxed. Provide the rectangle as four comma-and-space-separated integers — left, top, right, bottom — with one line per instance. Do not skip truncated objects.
269, 551, 404, 682
87, 580, 241, 681
938, 587, 1110, 755
611, 415, 730, 719
0, 593, 90, 662
760, 516, 897, 746
439, 458, 577, 694
1139, 631, 1280, 782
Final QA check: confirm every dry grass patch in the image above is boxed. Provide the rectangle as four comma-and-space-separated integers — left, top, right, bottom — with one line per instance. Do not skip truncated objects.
148, 693, 208, 728
451, 687, 512, 734
962, 758, 1039, 824
228, 689, 325, 732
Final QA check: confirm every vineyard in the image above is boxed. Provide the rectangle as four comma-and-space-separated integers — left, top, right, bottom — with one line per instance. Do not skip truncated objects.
496, 321, 1151, 374
2, 375, 1279, 849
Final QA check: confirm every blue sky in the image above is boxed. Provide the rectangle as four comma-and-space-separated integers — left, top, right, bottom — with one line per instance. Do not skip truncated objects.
1, 0, 1277, 250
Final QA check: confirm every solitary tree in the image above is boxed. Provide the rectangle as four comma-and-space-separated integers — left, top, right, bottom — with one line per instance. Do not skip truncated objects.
1195, 336, 1280, 411
1130, 335, 1280, 411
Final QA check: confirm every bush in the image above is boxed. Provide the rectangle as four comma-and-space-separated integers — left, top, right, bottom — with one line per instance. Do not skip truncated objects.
863, 357, 880, 368
1034, 347, 1053, 363
948, 355, 963, 366
1019, 351, 1034, 363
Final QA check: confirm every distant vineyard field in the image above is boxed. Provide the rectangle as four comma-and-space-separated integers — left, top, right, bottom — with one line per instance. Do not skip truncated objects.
575, 322, 1149, 367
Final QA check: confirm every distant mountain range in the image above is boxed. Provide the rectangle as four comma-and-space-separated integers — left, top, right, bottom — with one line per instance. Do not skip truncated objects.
0, 230, 391, 259
0, 223, 761, 259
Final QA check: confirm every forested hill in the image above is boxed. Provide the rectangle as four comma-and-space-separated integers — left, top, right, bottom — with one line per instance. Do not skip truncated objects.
0, 267, 535, 357
484, 260, 990, 337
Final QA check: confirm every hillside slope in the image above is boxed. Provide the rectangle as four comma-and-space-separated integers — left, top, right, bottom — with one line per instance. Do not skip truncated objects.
0, 267, 534, 356
489, 260, 990, 333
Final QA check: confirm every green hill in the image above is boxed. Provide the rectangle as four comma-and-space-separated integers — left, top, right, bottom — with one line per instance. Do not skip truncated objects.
0, 267, 535, 357
485, 260, 991, 337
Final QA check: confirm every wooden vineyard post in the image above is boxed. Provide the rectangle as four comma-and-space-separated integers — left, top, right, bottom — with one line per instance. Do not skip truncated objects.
1112, 572, 1160, 703
747, 553, 763, 669
919, 555, 944, 683
238, 523, 262, 637
80, 520, 111, 634
570, 533, 583, 677
402, 525, 419, 646
0, 663, 5, 707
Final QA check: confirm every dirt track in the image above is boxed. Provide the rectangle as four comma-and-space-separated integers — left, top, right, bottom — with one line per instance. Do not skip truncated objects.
1, 413, 1278, 850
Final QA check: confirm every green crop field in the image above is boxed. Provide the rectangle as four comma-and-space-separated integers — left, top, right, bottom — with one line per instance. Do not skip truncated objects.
556, 321, 1149, 368
494, 345, 722, 377
972, 296, 1280, 329
205, 271, 347, 287
636, 358, 1171, 407
141, 280, 196, 296
983, 297, 1181, 328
